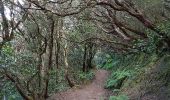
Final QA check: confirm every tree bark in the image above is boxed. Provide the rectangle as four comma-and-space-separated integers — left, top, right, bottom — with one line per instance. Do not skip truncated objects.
83, 44, 87, 72
87, 42, 94, 69
43, 14, 55, 98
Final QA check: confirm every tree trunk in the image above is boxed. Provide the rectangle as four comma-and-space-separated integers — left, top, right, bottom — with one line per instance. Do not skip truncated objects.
83, 44, 87, 72
63, 39, 75, 87
65, 73, 74, 88
55, 39, 60, 69
55, 38, 60, 83
43, 14, 55, 98
37, 54, 43, 90
87, 43, 93, 69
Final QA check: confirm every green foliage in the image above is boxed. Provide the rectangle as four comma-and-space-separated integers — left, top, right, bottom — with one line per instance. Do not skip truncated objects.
78, 70, 94, 80
95, 53, 120, 69
132, 20, 170, 54
1, 44, 14, 55
109, 95, 129, 100
0, 81, 22, 100
157, 20, 170, 37
102, 51, 159, 100
0, 44, 23, 99
120, 55, 170, 99
1, 1, 169, 99
105, 69, 132, 89
48, 67, 95, 94
48, 68, 70, 93
104, 52, 158, 90
132, 31, 161, 54
0, 44, 14, 67
103, 58, 119, 70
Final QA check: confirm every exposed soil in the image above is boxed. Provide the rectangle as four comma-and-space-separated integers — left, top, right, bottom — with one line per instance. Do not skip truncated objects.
48, 70, 110, 100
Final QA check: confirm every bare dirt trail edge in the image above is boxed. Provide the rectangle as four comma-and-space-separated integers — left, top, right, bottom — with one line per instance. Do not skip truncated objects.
48, 70, 110, 100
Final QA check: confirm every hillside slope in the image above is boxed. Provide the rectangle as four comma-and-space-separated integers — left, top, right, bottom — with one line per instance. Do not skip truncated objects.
120, 55, 170, 100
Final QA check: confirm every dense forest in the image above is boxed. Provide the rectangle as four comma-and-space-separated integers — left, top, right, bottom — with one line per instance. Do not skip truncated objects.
0, 0, 170, 100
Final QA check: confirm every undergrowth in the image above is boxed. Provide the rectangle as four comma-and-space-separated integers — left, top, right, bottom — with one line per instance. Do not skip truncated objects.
109, 95, 129, 100
102, 52, 159, 99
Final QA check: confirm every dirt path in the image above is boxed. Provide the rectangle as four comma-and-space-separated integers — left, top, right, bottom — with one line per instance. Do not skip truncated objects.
48, 70, 110, 100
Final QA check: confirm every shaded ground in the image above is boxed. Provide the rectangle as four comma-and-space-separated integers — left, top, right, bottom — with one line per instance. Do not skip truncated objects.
48, 70, 110, 100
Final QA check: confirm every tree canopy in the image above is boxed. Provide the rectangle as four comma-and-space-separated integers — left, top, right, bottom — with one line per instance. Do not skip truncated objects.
0, 0, 170, 100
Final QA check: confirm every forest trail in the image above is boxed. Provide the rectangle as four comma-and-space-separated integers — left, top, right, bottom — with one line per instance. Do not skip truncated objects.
48, 69, 110, 100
